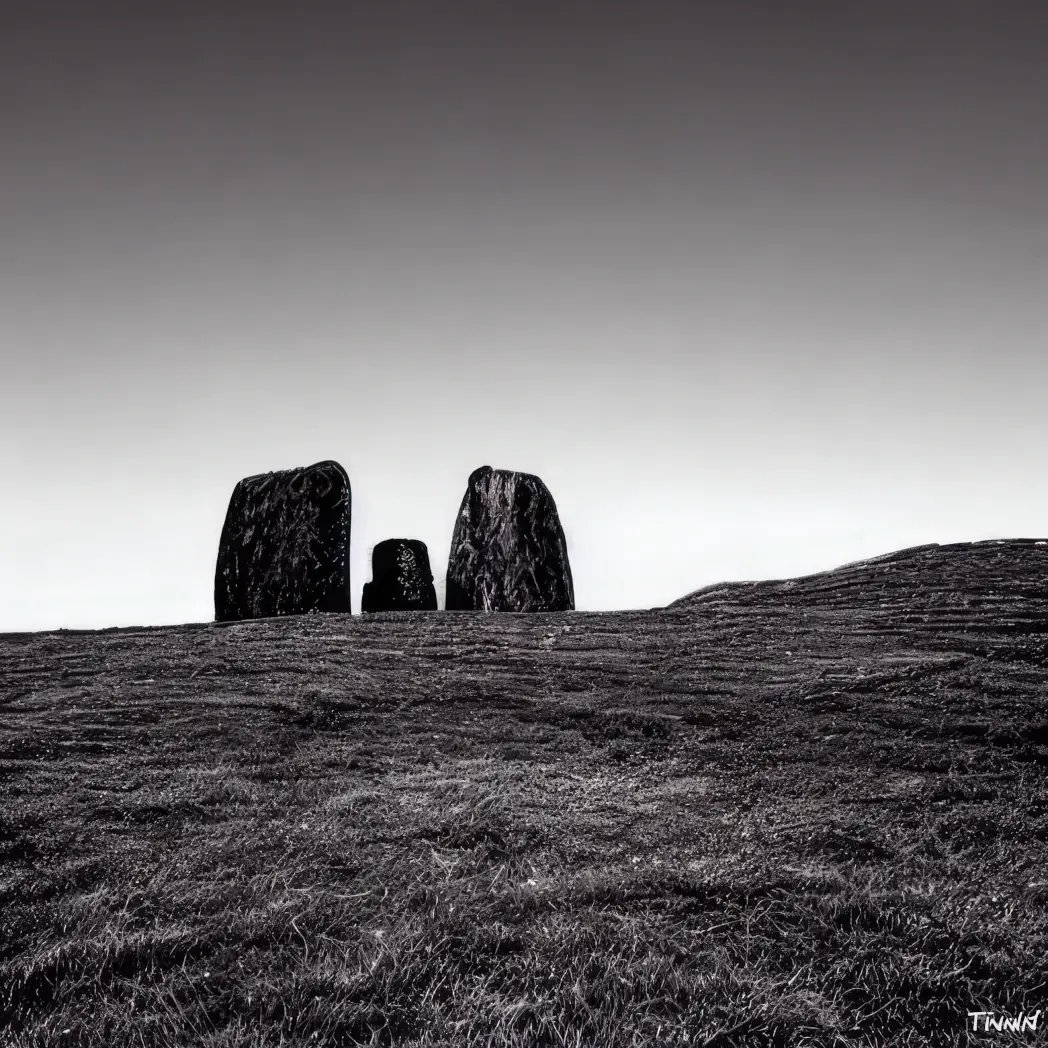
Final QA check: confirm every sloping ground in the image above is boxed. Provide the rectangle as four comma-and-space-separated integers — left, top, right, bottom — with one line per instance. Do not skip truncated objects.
1, 540, 1047, 1046
676, 538, 1048, 617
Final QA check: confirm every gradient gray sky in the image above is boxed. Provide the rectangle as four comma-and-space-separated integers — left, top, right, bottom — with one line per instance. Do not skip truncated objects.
3, 1, 1047, 631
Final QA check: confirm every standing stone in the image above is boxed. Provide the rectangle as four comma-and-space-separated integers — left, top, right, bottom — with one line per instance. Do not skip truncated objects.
361, 539, 438, 612
446, 465, 574, 612
214, 460, 351, 621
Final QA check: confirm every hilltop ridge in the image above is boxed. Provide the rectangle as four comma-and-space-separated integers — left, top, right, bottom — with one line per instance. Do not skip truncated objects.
1, 538, 1047, 1046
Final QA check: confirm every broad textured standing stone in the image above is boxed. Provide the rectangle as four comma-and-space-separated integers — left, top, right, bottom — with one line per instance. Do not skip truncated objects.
361, 539, 438, 612
446, 465, 574, 612
214, 460, 351, 621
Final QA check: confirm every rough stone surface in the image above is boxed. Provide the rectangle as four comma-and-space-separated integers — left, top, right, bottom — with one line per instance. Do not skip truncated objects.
446, 465, 574, 612
361, 539, 438, 613
214, 460, 351, 621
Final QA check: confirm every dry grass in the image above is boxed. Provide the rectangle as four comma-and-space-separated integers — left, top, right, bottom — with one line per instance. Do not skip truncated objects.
2, 542, 1048, 1045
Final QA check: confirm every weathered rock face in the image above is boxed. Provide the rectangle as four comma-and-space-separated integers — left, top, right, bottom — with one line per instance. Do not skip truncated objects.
214, 460, 351, 621
361, 539, 438, 613
446, 466, 574, 612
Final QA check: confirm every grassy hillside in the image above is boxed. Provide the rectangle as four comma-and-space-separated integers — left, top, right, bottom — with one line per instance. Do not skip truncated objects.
2, 540, 1048, 1046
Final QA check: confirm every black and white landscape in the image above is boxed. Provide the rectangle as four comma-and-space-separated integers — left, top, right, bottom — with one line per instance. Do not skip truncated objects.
3, 2, 1048, 1045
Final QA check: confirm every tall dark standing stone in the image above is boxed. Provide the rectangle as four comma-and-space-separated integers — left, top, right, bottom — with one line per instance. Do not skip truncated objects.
214, 460, 351, 621
361, 539, 438, 612
446, 466, 574, 612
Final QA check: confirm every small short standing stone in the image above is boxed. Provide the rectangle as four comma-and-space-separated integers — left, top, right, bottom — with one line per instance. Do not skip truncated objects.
361, 539, 438, 612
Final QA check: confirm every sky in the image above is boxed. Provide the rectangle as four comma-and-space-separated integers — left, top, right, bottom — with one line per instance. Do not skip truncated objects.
3, 1, 1048, 631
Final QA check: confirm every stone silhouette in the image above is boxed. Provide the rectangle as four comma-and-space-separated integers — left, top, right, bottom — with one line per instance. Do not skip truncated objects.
214, 460, 351, 621
446, 465, 574, 612
361, 539, 438, 613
